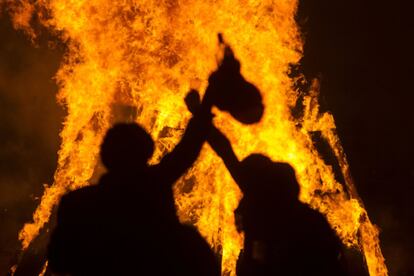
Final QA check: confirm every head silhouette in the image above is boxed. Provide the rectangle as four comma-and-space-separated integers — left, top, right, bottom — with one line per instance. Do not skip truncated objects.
100, 123, 154, 172
239, 154, 300, 202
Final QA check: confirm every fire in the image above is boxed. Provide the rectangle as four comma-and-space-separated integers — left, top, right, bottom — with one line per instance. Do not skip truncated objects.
5, 0, 387, 275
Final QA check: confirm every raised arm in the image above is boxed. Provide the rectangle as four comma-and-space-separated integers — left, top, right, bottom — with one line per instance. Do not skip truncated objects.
182, 89, 243, 185
207, 126, 243, 184
155, 90, 213, 185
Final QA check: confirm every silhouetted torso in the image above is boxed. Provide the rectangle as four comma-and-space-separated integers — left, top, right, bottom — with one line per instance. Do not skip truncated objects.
182, 39, 347, 275
48, 96, 219, 275
205, 124, 346, 276
236, 192, 344, 276
232, 159, 345, 276
49, 169, 218, 275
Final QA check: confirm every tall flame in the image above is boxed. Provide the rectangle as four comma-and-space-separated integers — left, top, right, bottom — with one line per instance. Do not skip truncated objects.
5, 0, 387, 275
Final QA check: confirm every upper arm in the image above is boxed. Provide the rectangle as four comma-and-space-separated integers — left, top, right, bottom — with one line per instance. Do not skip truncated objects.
218, 147, 243, 185
207, 126, 243, 184
155, 147, 197, 185
156, 116, 210, 185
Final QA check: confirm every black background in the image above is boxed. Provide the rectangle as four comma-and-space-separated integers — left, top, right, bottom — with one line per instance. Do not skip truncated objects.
0, 1, 413, 275
0, 7, 63, 273
297, 1, 413, 275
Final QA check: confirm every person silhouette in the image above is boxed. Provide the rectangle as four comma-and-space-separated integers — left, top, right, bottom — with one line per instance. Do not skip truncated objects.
47, 90, 220, 275
207, 126, 346, 276
185, 88, 346, 275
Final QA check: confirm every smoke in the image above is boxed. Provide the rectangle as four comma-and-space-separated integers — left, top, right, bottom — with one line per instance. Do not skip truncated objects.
0, 11, 63, 273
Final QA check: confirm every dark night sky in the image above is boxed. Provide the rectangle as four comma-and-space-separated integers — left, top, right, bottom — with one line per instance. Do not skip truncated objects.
297, 1, 413, 275
0, 8, 63, 273
0, 1, 413, 275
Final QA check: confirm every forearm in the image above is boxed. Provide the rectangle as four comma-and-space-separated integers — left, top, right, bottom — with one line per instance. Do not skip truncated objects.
207, 126, 240, 180
173, 113, 211, 161
158, 103, 213, 183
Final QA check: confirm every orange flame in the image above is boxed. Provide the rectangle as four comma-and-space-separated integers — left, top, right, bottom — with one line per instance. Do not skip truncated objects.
6, 0, 387, 275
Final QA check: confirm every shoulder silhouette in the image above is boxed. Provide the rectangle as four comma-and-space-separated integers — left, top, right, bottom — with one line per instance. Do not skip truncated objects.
235, 154, 346, 276
207, 125, 347, 275
187, 86, 346, 275
48, 92, 220, 275
206, 125, 346, 275
183, 39, 347, 275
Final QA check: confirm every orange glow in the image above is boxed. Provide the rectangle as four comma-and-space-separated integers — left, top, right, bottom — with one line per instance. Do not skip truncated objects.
6, 1, 387, 275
